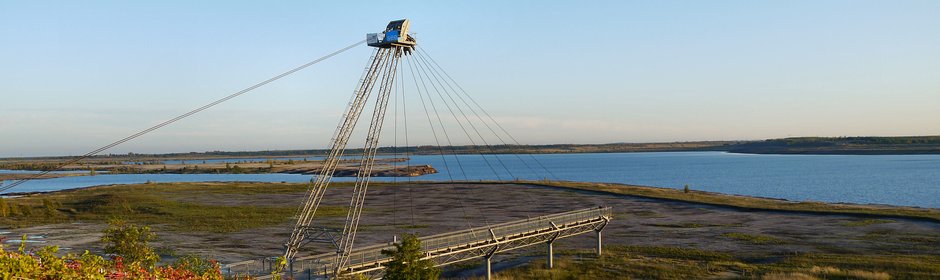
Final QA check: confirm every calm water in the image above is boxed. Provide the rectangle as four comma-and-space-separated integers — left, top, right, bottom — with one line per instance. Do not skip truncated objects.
2, 152, 938, 208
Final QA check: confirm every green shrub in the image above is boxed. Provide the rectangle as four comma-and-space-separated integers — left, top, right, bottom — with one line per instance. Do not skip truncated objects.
101, 219, 160, 268
381, 234, 440, 280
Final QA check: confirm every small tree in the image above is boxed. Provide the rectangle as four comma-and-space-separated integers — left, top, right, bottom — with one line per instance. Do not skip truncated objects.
381, 234, 439, 280
101, 219, 160, 268
684, 184, 690, 194
19, 203, 31, 216
174, 254, 216, 275
9, 202, 21, 216
0, 197, 9, 217
42, 198, 60, 216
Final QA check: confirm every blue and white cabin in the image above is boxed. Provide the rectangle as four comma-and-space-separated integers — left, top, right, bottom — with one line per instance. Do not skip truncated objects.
367, 19, 417, 49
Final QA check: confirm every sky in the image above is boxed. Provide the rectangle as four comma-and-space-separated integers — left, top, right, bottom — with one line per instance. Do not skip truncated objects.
1, 0, 939, 157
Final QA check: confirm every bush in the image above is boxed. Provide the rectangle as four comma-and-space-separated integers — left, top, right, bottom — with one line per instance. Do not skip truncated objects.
173, 254, 217, 275
0, 197, 9, 217
381, 234, 440, 280
0, 238, 223, 279
101, 219, 160, 268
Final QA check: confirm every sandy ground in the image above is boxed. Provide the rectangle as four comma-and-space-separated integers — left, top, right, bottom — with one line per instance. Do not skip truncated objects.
3, 182, 938, 273
0, 159, 431, 184
0, 173, 85, 181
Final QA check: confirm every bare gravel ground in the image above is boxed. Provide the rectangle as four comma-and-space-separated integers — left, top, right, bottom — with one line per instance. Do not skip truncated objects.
3, 182, 938, 268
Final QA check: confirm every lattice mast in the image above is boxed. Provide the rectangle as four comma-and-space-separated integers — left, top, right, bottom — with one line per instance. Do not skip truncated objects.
282, 19, 417, 274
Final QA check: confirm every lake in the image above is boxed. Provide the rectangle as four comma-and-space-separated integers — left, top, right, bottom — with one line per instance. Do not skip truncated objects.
2, 152, 938, 208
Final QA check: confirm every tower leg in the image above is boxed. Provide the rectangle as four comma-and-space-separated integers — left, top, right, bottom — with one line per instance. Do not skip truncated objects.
596, 230, 603, 256
547, 241, 554, 269
485, 256, 493, 280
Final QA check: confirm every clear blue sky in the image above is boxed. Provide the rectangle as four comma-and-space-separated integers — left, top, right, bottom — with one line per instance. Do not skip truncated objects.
2, 1, 938, 157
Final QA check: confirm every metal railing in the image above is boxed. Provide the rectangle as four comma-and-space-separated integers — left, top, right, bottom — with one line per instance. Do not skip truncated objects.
230, 207, 611, 279
272, 206, 612, 277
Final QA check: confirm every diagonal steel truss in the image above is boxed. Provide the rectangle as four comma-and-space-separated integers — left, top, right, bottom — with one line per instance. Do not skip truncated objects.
283, 46, 405, 274
335, 46, 402, 272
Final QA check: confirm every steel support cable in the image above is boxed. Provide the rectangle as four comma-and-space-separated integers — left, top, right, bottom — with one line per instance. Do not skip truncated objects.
404, 54, 476, 233
412, 50, 526, 178
392, 49, 411, 229
416, 56, 471, 181
417, 46, 559, 180
409, 53, 499, 180
392, 52, 400, 228
416, 49, 557, 179
405, 57, 452, 181
402, 60, 415, 229
414, 50, 542, 180
411, 49, 545, 221
332, 48, 380, 153
411, 54, 500, 227
413, 52, 544, 220
0, 39, 366, 194
410, 52, 517, 180
415, 53, 499, 180
394, 56, 414, 230
416, 52, 539, 183
404, 50, 469, 180
404, 55, 461, 181
412, 52, 517, 180
408, 53, 501, 180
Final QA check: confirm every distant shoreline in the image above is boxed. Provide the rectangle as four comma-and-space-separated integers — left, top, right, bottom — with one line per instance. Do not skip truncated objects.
0, 157, 435, 181
3, 135, 940, 161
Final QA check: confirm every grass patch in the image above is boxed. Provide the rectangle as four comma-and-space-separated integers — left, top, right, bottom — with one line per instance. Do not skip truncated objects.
627, 210, 662, 218
899, 235, 940, 246
643, 222, 713, 228
477, 246, 753, 280
481, 246, 939, 279
721, 232, 784, 245
858, 229, 896, 241
776, 253, 940, 279
841, 219, 895, 227
0, 182, 346, 232
509, 181, 940, 223
762, 267, 890, 280
397, 224, 430, 229
611, 245, 734, 261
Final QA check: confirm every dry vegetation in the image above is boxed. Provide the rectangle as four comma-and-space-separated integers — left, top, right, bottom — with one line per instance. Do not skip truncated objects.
518, 180, 940, 222
2, 181, 939, 279
475, 246, 936, 279
0, 182, 345, 232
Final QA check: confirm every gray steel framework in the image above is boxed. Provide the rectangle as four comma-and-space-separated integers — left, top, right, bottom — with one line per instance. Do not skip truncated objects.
237, 207, 611, 279
268, 21, 612, 279
283, 46, 404, 271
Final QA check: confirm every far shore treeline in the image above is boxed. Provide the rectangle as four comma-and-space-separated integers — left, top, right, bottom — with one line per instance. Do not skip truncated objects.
3, 136, 940, 162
